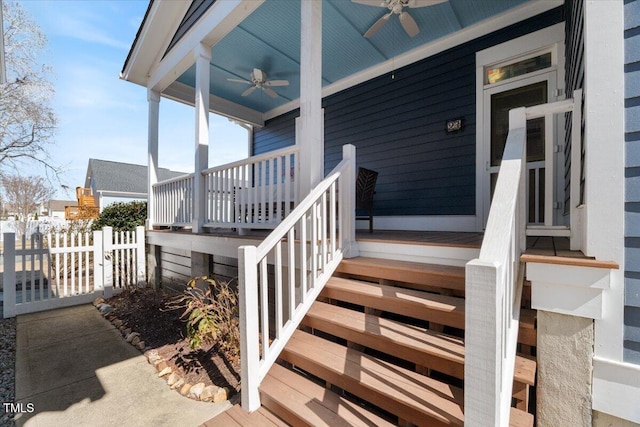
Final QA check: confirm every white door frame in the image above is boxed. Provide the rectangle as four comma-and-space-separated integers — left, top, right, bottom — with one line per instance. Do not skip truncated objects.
482, 70, 559, 226
475, 23, 565, 231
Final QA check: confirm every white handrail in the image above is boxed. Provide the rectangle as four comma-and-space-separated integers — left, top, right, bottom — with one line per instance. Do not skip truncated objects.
239, 144, 356, 412
465, 91, 583, 426
465, 107, 527, 427
202, 145, 298, 175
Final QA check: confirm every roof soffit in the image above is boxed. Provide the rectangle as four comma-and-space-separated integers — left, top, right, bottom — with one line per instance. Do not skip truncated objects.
121, 1, 192, 87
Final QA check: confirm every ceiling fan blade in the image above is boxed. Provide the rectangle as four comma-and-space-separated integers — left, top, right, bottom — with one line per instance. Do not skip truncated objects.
227, 78, 251, 84
252, 68, 265, 83
264, 80, 289, 87
352, 0, 388, 6
407, 0, 448, 7
364, 12, 392, 38
399, 11, 420, 37
241, 86, 257, 97
262, 87, 279, 98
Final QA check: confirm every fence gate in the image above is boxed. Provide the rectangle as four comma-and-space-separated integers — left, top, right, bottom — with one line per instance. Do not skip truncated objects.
2, 226, 145, 318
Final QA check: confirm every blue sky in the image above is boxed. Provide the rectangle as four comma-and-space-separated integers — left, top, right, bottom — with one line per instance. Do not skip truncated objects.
19, 0, 248, 199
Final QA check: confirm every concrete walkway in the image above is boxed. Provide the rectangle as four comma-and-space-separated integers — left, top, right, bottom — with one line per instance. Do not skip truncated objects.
14, 304, 231, 427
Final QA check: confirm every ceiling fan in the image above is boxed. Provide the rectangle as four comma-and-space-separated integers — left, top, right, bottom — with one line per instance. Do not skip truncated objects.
227, 68, 289, 99
352, 0, 448, 38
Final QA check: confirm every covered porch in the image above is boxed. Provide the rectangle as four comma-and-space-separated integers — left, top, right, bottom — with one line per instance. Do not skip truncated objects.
120, 0, 628, 426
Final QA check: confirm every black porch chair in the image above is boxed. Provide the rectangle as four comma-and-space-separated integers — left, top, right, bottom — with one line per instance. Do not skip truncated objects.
355, 167, 378, 233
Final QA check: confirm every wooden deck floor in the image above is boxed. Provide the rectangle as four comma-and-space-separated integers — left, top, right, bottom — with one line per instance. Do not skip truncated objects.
151, 228, 582, 257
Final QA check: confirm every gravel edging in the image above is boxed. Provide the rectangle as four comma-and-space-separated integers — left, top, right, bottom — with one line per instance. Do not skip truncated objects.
92, 298, 231, 404
0, 317, 16, 427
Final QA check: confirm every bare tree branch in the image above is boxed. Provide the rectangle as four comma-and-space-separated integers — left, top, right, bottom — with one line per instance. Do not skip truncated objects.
0, 2, 60, 179
1, 174, 54, 237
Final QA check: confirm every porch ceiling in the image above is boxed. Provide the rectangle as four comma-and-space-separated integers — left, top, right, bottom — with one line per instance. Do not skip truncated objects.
169, 0, 542, 118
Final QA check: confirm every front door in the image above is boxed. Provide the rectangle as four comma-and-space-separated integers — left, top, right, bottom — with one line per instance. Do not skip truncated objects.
482, 71, 558, 226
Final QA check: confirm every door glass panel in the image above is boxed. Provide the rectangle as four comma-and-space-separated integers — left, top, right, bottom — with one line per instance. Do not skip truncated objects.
490, 81, 548, 167
486, 52, 552, 84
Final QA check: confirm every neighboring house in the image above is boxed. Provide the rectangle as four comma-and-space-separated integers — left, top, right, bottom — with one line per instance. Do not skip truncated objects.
37, 200, 76, 219
84, 158, 186, 211
121, 1, 637, 426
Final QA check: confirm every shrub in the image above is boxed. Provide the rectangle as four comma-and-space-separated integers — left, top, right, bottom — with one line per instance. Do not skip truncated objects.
91, 201, 146, 232
168, 277, 240, 359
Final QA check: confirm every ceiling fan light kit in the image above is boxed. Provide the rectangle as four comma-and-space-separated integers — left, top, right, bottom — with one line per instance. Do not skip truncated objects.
352, 0, 448, 38
227, 68, 289, 99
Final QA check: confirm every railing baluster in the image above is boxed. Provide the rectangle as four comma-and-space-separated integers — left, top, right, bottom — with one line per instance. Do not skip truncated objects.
260, 257, 269, 360
300, 214, 308, 302
321, 192, 327, 272
275, 241, 283, 337
261, 160, 267, 223
288, 228, 296, 314
238, 145, 355, 412
311, 201, 318, 289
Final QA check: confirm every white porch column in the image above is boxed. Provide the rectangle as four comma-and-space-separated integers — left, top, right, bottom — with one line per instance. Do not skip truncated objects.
193, 43, 211, 233
583, 0, 625, 362
298, 0, 323, 197
147, 88, 160, 230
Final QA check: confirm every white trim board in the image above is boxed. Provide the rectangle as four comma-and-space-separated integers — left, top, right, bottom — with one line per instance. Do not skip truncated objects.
357, 241, 479, 267
147, 231, 262, 259
593, 357, 640, 423
526, 261, 611, 319
583, 0, 626, 365
359, 215, 477, 232
474, 22, 566, 232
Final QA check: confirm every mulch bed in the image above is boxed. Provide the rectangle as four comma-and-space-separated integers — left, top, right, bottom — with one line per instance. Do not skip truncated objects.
105, 287, 241, 397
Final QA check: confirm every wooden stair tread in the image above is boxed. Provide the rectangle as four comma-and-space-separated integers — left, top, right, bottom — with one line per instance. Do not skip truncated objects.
303, 301, 536, 386
323, 276, 466, 329
509, 407, 534, 427
336, 257, 465, 291
324, 277, 536, 333
283, 329, 465, 426
201, 404, 287, 427
520, 308, 536, 329
260, 363, 395, 427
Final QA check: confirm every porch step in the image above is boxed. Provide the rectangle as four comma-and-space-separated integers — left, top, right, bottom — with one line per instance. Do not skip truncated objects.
280, 329, 533, 427
322, 276, 466, 329
301, 301, 536, 387
282, 329, 464, 426
335, 256, 465, 293
260, 363, 396, 427
322, 276, 536, 339
200, 404, 287, 427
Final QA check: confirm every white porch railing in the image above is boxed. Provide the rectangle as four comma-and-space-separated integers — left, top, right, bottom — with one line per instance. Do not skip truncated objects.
151, 146, 300, 230
152, 173, 195, 227
465, 90, 583, 426
239, 144, 356, 411
203, 146, 299, 229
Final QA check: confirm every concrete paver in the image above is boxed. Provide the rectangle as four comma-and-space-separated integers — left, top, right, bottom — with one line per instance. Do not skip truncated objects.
14, 304, 231, 427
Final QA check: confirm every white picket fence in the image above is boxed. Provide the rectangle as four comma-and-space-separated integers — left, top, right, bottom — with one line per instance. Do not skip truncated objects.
2, 226, 145, 318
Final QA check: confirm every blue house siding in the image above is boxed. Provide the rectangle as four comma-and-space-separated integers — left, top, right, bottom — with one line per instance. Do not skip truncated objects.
563, 0, 584, 215
253, 7, 563, 217
625, 0, 640, 364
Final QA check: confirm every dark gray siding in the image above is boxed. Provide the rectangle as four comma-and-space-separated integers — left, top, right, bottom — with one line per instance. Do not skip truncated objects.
253, 8, 563, 217
563, 0, 584, 216
164, 0, 217, 58
625, 0, 640, 364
